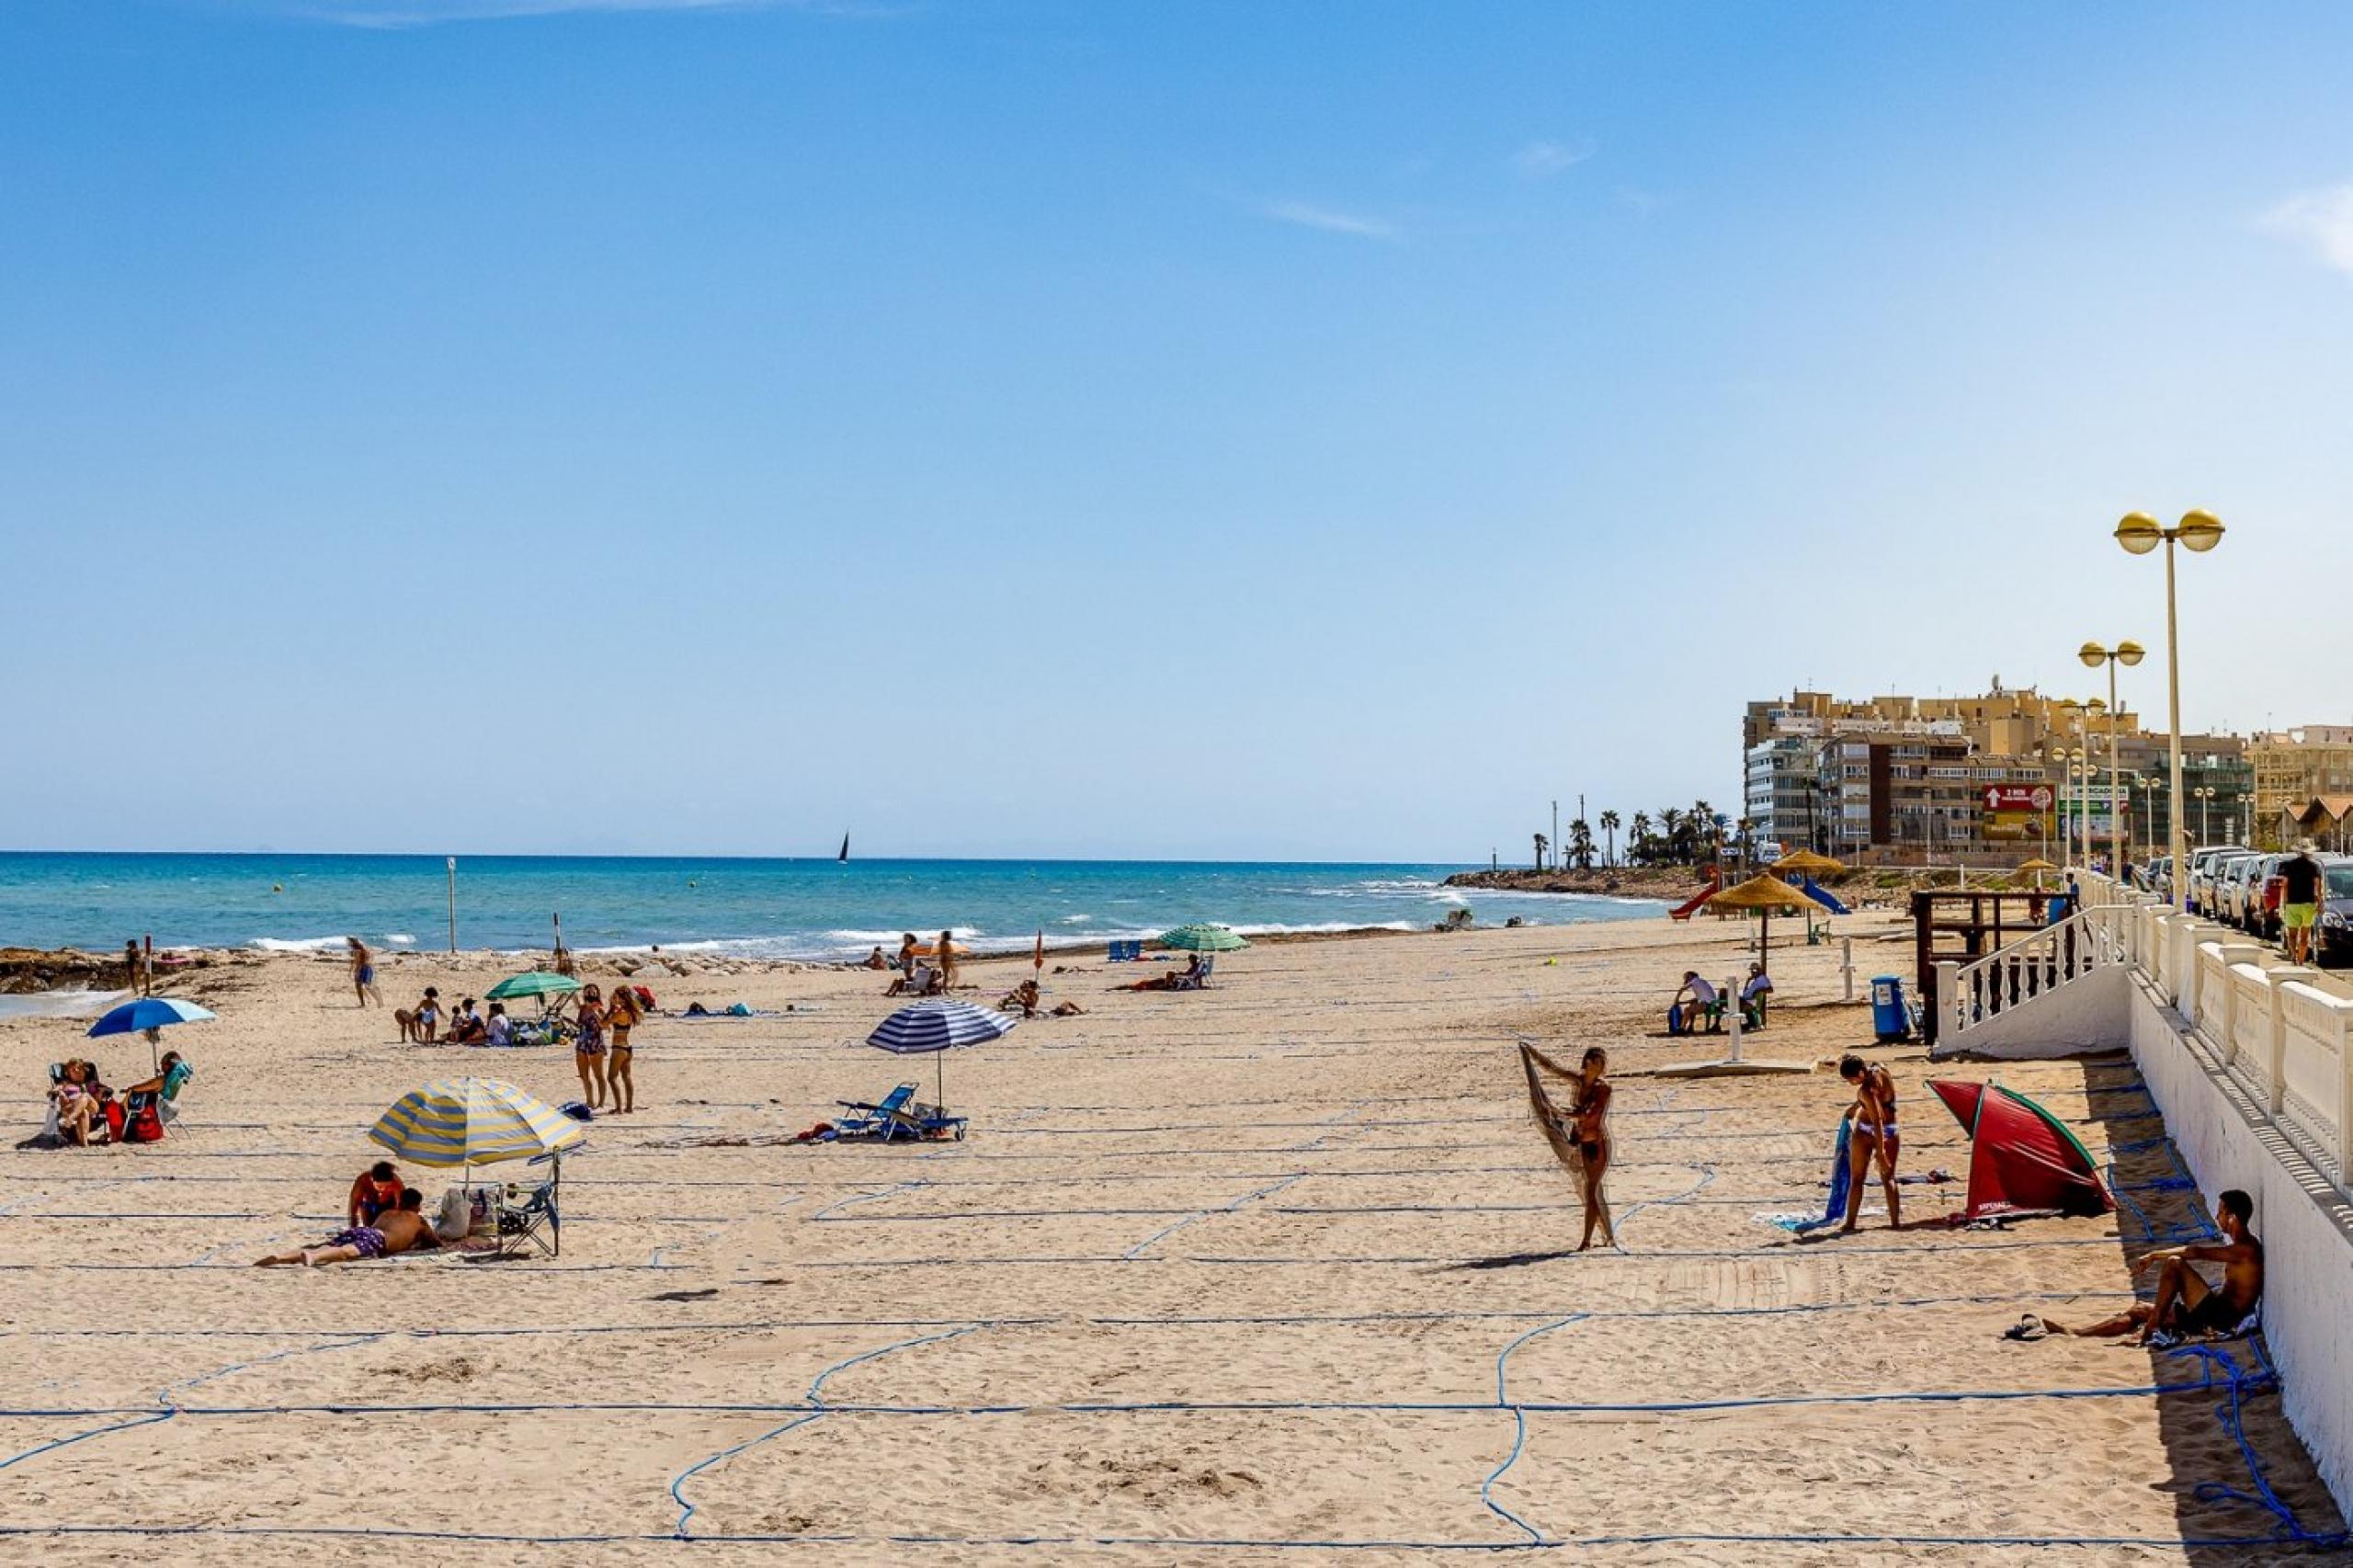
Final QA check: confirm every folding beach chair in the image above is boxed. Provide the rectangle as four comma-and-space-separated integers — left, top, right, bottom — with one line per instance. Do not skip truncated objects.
833, 1083, 919, 1140
833, 1083, 966, 1142
1107, 939, 1142, 962
494, 1153, 563, 1258
1172, 955, 1215, 990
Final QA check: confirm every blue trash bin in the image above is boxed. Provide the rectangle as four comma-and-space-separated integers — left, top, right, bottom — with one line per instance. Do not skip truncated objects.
1870, 975, 1909, 1042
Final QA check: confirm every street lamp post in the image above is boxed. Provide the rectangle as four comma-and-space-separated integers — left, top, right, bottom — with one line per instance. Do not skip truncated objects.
2080, 641, 2144, 877
2116, 510, 2225, 910
2193, 785, 2215, 843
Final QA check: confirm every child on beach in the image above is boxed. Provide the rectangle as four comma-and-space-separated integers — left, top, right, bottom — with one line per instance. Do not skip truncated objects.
1838, 1054, 1901, 1233
347, 1160, 405, 1227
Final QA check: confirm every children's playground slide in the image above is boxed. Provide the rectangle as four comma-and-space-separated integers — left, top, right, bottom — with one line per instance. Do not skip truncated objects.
1667, 877, 1722, 921
1800, 876, 1850, 915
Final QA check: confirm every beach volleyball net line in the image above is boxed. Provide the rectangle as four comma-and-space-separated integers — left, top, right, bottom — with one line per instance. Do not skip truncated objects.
1, 1072, 2341, 1553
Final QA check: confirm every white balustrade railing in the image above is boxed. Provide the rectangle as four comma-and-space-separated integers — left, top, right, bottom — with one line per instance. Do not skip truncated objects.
2059, 860, 2353, 1193
1939, 908, 2127, 1043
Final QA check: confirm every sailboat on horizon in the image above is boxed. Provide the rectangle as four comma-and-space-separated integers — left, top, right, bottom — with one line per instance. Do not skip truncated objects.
838, 832, 850, 864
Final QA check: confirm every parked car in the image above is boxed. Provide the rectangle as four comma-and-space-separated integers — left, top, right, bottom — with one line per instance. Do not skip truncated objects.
2198, 849, 2258, 920
2188, 845, 2249, 915
2229, 852, 2272, 929
2313, 859, 2353, 967
2243, 853, 2288, 938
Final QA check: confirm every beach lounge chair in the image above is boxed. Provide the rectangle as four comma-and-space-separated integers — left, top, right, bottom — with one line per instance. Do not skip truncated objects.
833, 1083, 967, 1142
1107, 939, 1142, 962
1172, 955, 1215, 990
495, 1155, 563, 1258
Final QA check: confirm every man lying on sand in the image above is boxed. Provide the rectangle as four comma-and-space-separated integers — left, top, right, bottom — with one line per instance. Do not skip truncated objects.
1121, 956, 1205, 992
2022, 1188, 2262, 1346
257, 1188, 440, 1267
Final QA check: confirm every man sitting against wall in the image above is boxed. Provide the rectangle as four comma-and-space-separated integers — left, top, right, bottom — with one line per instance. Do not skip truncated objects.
2016, 1188, 2263, 1347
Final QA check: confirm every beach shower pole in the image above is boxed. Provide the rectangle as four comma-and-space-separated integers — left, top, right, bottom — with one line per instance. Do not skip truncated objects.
447, 858, 458, 954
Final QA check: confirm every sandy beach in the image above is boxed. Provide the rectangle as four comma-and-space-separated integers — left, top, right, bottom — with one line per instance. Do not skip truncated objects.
2, 914, 2341, 1564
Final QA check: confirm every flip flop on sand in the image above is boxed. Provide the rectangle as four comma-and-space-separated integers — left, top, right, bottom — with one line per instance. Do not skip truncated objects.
2004, 1313, 2049, 1342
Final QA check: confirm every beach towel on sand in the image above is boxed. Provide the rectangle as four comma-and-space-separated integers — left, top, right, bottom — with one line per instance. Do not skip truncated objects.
1518, 1042, 1612, 1241
1759, 1114, 1854, 1233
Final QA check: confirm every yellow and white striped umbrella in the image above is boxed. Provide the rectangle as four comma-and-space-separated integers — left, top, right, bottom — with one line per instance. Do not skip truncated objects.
368, 1077, 585, 1168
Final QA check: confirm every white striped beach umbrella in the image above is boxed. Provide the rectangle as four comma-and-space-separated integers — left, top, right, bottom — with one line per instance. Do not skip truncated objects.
866, 1000, 1017, 1106
369, 1077, 585, 1168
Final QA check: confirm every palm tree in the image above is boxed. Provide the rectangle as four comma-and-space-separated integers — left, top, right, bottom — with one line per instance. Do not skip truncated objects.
1598, 810, 1620, 868
1658, 807, 1686, 865
1690, 801, 1717, 867
1532, 832, 1549, 872
1628, 811, 1652, 866
1568, 817, 1596, 870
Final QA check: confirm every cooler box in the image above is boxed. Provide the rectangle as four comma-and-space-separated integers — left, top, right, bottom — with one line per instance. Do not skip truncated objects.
1870, 975, 1909, 1042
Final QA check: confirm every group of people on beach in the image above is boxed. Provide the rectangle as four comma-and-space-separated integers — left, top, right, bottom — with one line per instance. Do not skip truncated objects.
393, 987, 510, 1046
881, 931, 961, 997
257, 1159, 441, 1267
1535, 1040, 2263, 1348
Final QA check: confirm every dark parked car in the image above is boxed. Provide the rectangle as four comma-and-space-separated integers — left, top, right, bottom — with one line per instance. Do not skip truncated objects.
2313, 860, 2353, 967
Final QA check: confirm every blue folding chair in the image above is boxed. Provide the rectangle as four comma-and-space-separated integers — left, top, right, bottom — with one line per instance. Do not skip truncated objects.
1107, 939, 1142, 962
833, 1083, 966, 1142
494, 1152, 564, 1258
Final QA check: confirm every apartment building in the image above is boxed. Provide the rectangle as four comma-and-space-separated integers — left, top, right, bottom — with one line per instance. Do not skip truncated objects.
2249, 728, 2353, 846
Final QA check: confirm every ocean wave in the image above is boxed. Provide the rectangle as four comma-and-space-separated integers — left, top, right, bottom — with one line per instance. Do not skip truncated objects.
383, 934, 417, 946
249, 936, 358, 953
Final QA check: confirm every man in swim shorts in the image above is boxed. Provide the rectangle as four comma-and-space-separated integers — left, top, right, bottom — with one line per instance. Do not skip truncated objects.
257, 1189, 440, 1267
2278, 845, 2325, 964
2036, 1188, 2263, 1346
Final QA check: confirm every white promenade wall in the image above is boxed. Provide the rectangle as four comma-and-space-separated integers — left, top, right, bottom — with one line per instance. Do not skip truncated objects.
2127, 971, 2353, 1512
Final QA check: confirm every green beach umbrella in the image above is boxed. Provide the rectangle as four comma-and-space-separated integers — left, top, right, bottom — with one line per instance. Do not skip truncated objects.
1157, 924, 1251, 953
485, 971, 583, 1003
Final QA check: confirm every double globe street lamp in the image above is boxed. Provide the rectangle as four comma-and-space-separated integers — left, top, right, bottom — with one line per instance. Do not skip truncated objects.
2079, 640, 2144, 880
2116, 510, 2225, 910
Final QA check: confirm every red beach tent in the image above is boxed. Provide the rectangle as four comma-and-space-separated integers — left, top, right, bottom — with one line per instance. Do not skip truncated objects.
1928, 1079, 2114, 1221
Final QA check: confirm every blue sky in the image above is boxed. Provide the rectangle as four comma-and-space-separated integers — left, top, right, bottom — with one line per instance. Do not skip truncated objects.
7, 1, 2353, 859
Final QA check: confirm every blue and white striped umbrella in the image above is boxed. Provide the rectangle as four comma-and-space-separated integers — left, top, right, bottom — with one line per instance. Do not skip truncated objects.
866, 1000, 1017, 1109
866, 999, 1019, 1054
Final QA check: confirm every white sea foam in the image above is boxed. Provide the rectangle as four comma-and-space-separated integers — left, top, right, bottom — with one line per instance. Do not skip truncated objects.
383, 934, 417, 947
0, 987, 129, 1021
249, 936, 358, 954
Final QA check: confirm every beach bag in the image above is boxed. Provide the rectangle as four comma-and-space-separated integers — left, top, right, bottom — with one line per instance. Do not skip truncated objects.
120, 1092, 165, 1144
1666, 1005, 1687, 1037
433, 1187, 472, 1242
99, 1097, 126, 1141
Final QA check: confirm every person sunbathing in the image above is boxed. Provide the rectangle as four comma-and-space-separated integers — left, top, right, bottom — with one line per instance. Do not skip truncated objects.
2031, 1188, 2263, 1346
1000, 980, 1043, 1017
258, 1189, 440, 1267
48, 1060, 106, 1146
1121, 956, 1206, 993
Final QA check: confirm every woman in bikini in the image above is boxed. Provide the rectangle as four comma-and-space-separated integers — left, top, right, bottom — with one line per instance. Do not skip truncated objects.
1838, 1053, 1902, 1233
605, 982, 641, 1114
1571, 1047, 1614, 1251
573, 984, 608, 1110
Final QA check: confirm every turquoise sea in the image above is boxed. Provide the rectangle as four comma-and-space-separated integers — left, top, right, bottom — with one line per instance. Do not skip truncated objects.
0, 853, 1665, 961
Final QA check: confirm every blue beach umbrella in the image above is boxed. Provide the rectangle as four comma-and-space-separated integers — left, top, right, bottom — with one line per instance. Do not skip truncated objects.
88, 996, 216, 1072
867, 999, 1018, 1106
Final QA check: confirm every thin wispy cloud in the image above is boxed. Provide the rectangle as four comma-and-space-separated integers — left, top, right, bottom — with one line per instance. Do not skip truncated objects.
282, 0, 836, 28
1258, 199, 1399, 241
1513, 139, 1596, 178
2259, 183, 2353, 277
